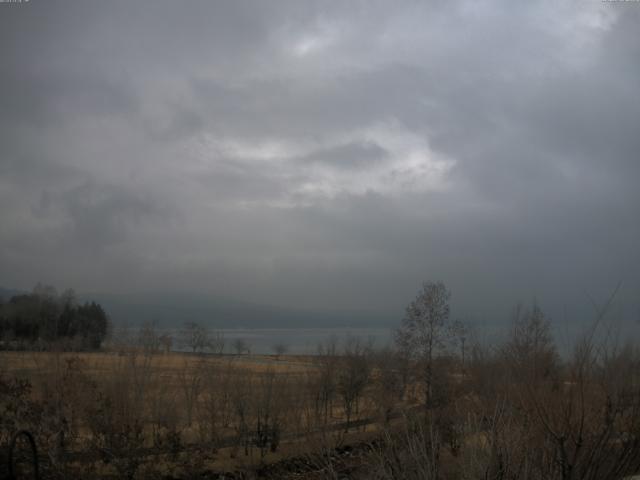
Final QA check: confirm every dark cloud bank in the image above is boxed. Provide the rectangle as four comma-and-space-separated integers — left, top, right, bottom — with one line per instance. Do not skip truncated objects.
1, 1, 639, 332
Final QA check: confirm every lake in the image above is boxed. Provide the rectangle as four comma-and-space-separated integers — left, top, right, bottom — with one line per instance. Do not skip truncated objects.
168, 327, 394, 355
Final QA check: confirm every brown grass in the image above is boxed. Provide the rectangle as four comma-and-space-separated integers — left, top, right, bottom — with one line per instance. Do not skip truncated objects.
0, 350, 392, 477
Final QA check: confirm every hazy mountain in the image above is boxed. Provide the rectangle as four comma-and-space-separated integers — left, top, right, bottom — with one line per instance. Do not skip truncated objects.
78, 291, 395, 329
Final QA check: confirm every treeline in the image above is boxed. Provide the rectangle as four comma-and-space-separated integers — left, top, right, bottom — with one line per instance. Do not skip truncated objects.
0, 283, 110, 350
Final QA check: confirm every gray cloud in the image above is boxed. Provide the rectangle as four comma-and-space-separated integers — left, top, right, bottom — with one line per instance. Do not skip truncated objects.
300, 142, 388, 169
36, 180, 163, 247
1, 0, 639, 327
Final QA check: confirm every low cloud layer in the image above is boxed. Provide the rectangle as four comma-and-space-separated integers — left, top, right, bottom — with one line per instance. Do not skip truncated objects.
1, 1, 639, 324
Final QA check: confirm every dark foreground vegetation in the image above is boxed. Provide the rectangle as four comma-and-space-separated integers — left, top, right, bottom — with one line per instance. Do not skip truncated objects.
1, 281, 640, 479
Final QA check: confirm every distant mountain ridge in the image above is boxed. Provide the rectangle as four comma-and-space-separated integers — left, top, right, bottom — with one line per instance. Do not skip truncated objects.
78, 291, 395, 329
0, 285, 394, 329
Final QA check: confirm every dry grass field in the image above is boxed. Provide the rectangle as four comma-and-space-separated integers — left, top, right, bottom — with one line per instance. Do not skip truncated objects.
0, 349, 403, 478
0, 350, 317, 379
3, 303, 640, 480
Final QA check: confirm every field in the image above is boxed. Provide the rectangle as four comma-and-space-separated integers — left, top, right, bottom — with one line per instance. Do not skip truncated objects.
0, 349, 411, 479
3, 314, 640, 480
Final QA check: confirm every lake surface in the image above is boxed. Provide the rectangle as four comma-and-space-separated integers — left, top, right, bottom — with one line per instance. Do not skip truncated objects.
168, 327, 394, 355
144, 320, 639, 357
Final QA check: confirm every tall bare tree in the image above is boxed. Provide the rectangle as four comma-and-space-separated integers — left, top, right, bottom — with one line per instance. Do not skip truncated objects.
395, 281, 452, 409
503, 301, 559, 383
177, 357, 205, 427
314, 337, 339, 425
337, 337, 371, 431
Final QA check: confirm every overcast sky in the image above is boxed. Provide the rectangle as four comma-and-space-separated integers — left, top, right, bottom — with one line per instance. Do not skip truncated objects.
1, 1, 639, 324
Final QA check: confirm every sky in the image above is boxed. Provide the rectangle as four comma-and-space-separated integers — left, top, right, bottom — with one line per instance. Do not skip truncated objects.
1, 0, 639, 325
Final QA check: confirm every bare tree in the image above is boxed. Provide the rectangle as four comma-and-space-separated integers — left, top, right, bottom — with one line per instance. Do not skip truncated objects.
110, 322, 134, 354
158, 334, 173, 354
369, 414, 441, 480
450, 319, 469, 374
199, 361, 234, 445
456, 285, 640, 480
252, 369, 288, 457
86, 348, 161, 479
272, 342, 288, 359
371, 347, 404, 423
337, 337, 371, 431
177, 357, 205, 427
137, 321, 161, 354
503, 301, 559, 383
181, 321, 210, 354
516, 287, 640, 480
210, 330, 225, 355
230, 369, 252, 457
313, 337, 339, 426
233, 338, 248, 355
395, 281, 452, 409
